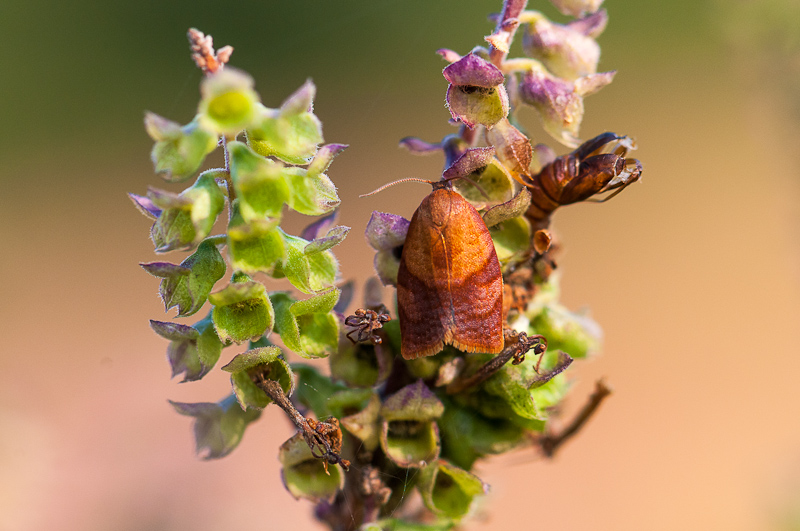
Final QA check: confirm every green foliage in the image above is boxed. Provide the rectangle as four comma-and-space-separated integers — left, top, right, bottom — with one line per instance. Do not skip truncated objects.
141, 239, 227, 317
148, 171, 225, 251
221, 346, 294, 410
271, 290, 340, 359
209, 274, 274, 344
145, 114, 218, 182
170, 394, 261, 459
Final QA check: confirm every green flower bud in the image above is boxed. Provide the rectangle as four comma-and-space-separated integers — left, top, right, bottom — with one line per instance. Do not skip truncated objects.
199, 68, 260, 136
518, 67, 615, 147
140, 239, 226, 317
270, 289, 340, 359
247, 79, 324, 164
170, 394, 261, 459
380, 381, 444, 468
451, 156, 515, 208
438, 399, 525, 470
330, 389, 382, 451
277, 229, 339, 295
489, 215, 532, 266
284, 144, 345, 216
520, 10, 606, 81
227, 211, 285, 275
147, 171, 226, 252
443, 53, 509, 129
209, 273, 274, 344
221, 346, 293, 410
228, 140, 290, 223
150, 313, 224, 382
145, 113, 218, 182
482, 187, 532, 228
417, 460, 488, 520
279, 432, 344, 503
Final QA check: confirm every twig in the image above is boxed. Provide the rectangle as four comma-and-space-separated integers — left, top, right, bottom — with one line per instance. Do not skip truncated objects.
253, 374, 350, 470
539, 379, 612, 457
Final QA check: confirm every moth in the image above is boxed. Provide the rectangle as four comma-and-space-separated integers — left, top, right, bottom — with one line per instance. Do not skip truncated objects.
396, 181, 504, 360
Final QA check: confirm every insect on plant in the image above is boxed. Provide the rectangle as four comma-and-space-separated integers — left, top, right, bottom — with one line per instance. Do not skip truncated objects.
132, 1, 644, 528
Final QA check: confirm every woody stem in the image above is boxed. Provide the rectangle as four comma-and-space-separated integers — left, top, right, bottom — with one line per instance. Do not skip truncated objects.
252, 375, 339, 463
539, 379, 612, 457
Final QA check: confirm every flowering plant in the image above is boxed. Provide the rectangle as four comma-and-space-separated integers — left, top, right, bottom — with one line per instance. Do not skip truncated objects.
131, 1, 641, 529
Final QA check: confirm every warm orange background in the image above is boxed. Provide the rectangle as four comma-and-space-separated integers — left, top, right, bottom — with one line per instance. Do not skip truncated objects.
2, 1, 799, 530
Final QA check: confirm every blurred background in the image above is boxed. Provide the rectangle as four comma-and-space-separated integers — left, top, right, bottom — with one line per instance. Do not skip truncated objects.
1, 0, 799, 529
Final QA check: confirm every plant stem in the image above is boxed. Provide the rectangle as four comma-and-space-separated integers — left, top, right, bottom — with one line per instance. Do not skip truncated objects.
253, 375, 349, 470
539, 379, 612, 457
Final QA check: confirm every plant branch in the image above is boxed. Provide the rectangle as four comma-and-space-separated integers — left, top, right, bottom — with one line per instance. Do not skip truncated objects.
539, 378, 612, 457
253, 375, 350, 470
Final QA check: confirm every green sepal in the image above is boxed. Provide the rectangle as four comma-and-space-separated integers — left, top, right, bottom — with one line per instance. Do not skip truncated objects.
198, 68, 260, 136
329, 339, 383, 388
326, 388, 375, 416
148, 171, 226, 252
303, 225, 350, 255
361, 520, 454, 531
489, 216, 532, 266
380, 418, 441, 469
382, 380, 445, 421
417, 460, 488, 520
283, 144, 347, 216
150, 314, 224, 382
170, 394, 261, 459
483, 363, 545, 422
279, 229, 339, 294
438, 399, 525, 470
227, 207, 285, 274
279, 432, 344, 502
145, 113, 218, 182
228, 140, 291, 223
292, 364, 347, 418
529, 304, 601, 359
247, 80, 323, 164
483, 187, 532, 228
221, 346, 293, 410
141, 239, 226, 317
209, 275, 274, 343
336, 391, 382, 451
270, 289, 340, 359
453, 158, 514, 207
446, 83, 509, 130
380, 381, 444, 468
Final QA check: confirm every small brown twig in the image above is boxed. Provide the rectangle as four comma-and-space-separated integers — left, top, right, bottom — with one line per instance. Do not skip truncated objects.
253, 374, 350, 471
446, 331, 546, 394
539, 378, 612, 458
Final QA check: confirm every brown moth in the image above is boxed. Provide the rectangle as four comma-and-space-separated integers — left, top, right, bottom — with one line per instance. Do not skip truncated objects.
397, 181, 504, 360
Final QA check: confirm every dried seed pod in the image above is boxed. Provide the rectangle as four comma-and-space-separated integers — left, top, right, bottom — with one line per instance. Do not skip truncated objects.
397, 182, 504, 359
522, 132, 642, 230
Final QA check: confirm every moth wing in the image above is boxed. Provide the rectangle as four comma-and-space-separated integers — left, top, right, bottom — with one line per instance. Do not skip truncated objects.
443, 192, 504, 354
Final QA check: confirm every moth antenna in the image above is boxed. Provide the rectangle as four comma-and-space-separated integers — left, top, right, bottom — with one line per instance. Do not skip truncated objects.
360, 177, 437, 197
